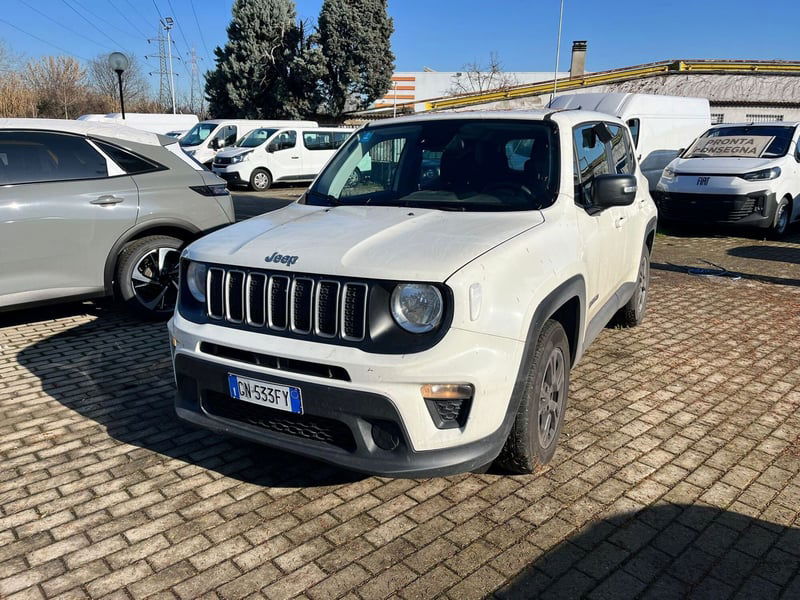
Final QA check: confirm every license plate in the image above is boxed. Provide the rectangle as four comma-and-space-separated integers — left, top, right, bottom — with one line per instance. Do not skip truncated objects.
227, 374, 302, 414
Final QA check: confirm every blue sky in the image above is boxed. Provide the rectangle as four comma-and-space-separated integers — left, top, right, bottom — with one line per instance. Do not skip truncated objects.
1, 0, 798, 97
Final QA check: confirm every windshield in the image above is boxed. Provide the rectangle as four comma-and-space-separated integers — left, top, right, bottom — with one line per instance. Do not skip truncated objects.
688, 125, 796, 158
307, 119, 559, 211
236, 128, 279, 148
180, 123, 217, 147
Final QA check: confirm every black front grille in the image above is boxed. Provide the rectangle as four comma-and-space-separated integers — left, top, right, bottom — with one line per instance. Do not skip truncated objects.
199, 342, 351, 381
213, 156, 233, 165
654, 192, 760, 222
206, 267, 369, 342
203, 392, 356, 451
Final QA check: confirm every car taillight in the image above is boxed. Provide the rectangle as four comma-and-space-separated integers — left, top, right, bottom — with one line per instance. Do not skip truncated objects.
189, 184, 229, 196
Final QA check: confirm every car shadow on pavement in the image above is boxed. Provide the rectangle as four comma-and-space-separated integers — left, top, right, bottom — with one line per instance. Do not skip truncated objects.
651, 262, 800, 288
657, 222, 800, 243
728, 245, 800, 265
13, 305, 365, 488
494, 504, 800, 599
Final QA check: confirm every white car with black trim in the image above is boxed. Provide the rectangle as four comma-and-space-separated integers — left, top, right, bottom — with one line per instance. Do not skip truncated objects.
168, 110, 658, 477
654, 122, 800, 236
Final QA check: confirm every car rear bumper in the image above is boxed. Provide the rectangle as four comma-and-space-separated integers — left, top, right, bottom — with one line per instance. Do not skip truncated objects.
652, 190, 776, 227
173, 354, 507, 477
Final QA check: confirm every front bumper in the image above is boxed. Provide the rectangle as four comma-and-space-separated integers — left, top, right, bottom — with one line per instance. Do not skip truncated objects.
173, 353, 509, 477
213, 169, 246, 185
652, 190, 776, 228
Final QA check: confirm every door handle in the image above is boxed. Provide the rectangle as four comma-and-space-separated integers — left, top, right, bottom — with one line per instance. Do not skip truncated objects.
91, 195, 124, 206
615, 216, 626, 229
290, 156, 300, 159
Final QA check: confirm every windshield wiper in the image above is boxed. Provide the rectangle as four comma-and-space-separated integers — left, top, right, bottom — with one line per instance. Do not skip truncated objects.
308, 189, 339, 207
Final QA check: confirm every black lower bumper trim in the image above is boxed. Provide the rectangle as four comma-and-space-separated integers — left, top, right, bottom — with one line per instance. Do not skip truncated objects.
215, 171, 243, 184
652, 190, 775, 227
173, 354, 507, 477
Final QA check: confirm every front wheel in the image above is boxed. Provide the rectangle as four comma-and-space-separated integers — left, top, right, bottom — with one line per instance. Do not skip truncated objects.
250, 168, 272, 191
116, 235, 183, 319
495, 319, 571, 474
770, 198, 790, 238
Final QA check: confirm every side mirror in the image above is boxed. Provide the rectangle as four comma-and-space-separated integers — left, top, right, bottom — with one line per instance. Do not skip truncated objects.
592, 174, 637, 208
210, 138, 220, 150
266, 143, 276, 153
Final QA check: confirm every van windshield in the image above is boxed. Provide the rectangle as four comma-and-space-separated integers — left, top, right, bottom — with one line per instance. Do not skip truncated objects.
236, 128, 279, 148
307, 119, 559, 212
688, 125, 796, 158
180, 123, 217, 147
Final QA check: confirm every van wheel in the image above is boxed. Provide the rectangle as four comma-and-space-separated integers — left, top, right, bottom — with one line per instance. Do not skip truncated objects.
771, 198, 790, 238
250, 169, 272, 191
116, 235, 183, 320
495, 319, 570, 474
613, 244, 650, 328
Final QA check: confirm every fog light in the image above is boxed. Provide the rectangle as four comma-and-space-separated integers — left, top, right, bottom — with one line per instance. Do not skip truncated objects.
371, 420, 402, 451
422, 384, 474, 429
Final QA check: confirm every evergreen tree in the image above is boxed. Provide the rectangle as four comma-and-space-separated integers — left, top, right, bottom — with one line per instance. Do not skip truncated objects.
205, 0, 319, 119
318, 0, 395, 118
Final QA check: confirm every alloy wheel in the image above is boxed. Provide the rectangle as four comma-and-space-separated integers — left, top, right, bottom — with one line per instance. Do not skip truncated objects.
538, 347, 566, 449
131, 247, 181, 313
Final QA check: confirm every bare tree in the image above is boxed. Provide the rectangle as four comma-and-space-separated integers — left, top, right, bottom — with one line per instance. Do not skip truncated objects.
88, 53, 149, 112
24, 56, 87, 118
448, 52, 519, 95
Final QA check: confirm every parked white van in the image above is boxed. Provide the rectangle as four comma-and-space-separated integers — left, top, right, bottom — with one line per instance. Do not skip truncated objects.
180, 119, 318, 166
654, 122, 800, 236
550, 93, 711, 189
77, 113, 199, 136
212, 127, 352, 190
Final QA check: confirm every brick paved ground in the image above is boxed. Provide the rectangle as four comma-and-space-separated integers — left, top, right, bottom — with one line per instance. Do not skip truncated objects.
1, 226, 799, 599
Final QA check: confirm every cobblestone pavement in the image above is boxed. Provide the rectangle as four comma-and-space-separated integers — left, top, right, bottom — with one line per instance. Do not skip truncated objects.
1, 227, 799, 600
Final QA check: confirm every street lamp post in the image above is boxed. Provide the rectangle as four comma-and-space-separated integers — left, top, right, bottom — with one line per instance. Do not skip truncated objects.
108, 52, 130, 119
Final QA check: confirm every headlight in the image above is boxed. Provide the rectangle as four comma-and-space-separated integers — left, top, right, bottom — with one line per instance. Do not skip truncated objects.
186, 261, 207, 303
231, 151, 252, 164
740, 167, 781, 181
391, 284, 443, 333
661, 166, 676, 181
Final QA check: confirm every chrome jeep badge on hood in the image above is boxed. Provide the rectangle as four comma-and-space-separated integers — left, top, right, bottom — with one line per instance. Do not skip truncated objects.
265, 252, 299, 266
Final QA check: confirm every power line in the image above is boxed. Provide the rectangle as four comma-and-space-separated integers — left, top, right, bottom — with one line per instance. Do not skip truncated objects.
189, 0, 212, 65
121, 0, 153, 34
16, 0, 114, 52
108, 0, 149, 38
70, 0, 141, 42
164, 0, 195, 84
59, 0, 120, 49
0, 17, 91, 61
151, 0, 164, 21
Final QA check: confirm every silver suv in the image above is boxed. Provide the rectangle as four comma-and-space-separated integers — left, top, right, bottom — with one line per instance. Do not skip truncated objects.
0, 119, 234, 318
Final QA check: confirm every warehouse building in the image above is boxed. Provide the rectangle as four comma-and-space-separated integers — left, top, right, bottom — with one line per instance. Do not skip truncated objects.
357, 42, 800, 124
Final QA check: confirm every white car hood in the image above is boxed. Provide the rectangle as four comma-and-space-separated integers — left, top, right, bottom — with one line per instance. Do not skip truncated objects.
186, 202, 545, 281
670, 156, 781, 175
215, 147, 253, 159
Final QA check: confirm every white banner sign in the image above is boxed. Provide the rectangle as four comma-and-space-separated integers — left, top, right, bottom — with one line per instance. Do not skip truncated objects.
688, 135, 775, 158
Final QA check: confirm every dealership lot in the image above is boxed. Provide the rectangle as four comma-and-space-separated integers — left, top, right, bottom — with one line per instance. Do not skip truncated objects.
1, 193, 799, 599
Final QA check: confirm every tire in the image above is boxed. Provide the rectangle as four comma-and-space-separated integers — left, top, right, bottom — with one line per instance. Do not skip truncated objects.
770, 197, 790, 238
613, 244, 651, 328
250, 168, 272, 191
495, 319, 571, 474
116, 235, 183, 320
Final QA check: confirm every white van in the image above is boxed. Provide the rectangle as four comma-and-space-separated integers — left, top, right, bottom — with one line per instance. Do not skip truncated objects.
655, 122, 800, 236
212, 127, 352, 190
179, 119, 318, 166
550, 93, 711, 189
77, 113, 199, 136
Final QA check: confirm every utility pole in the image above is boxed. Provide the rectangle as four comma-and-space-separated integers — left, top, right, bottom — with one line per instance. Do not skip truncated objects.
146, 18, 179, 113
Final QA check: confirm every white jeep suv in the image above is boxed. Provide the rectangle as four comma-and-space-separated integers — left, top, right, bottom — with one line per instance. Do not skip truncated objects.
168, 111, 658, 477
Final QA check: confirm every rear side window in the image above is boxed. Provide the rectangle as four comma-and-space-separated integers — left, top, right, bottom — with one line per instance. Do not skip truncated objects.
0, 131, 108, 185
607, 125, 635, 175
303, 131, 351, 151
94, 140, 160, 175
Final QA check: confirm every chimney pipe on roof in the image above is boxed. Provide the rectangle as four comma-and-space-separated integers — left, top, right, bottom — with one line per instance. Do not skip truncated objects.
570, 41, 587, 78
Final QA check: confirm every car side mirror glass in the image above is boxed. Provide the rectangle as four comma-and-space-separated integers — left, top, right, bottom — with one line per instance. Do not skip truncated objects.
210, 138, 220, 150
267, 143, 276, 153
592, 174, 637, 208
